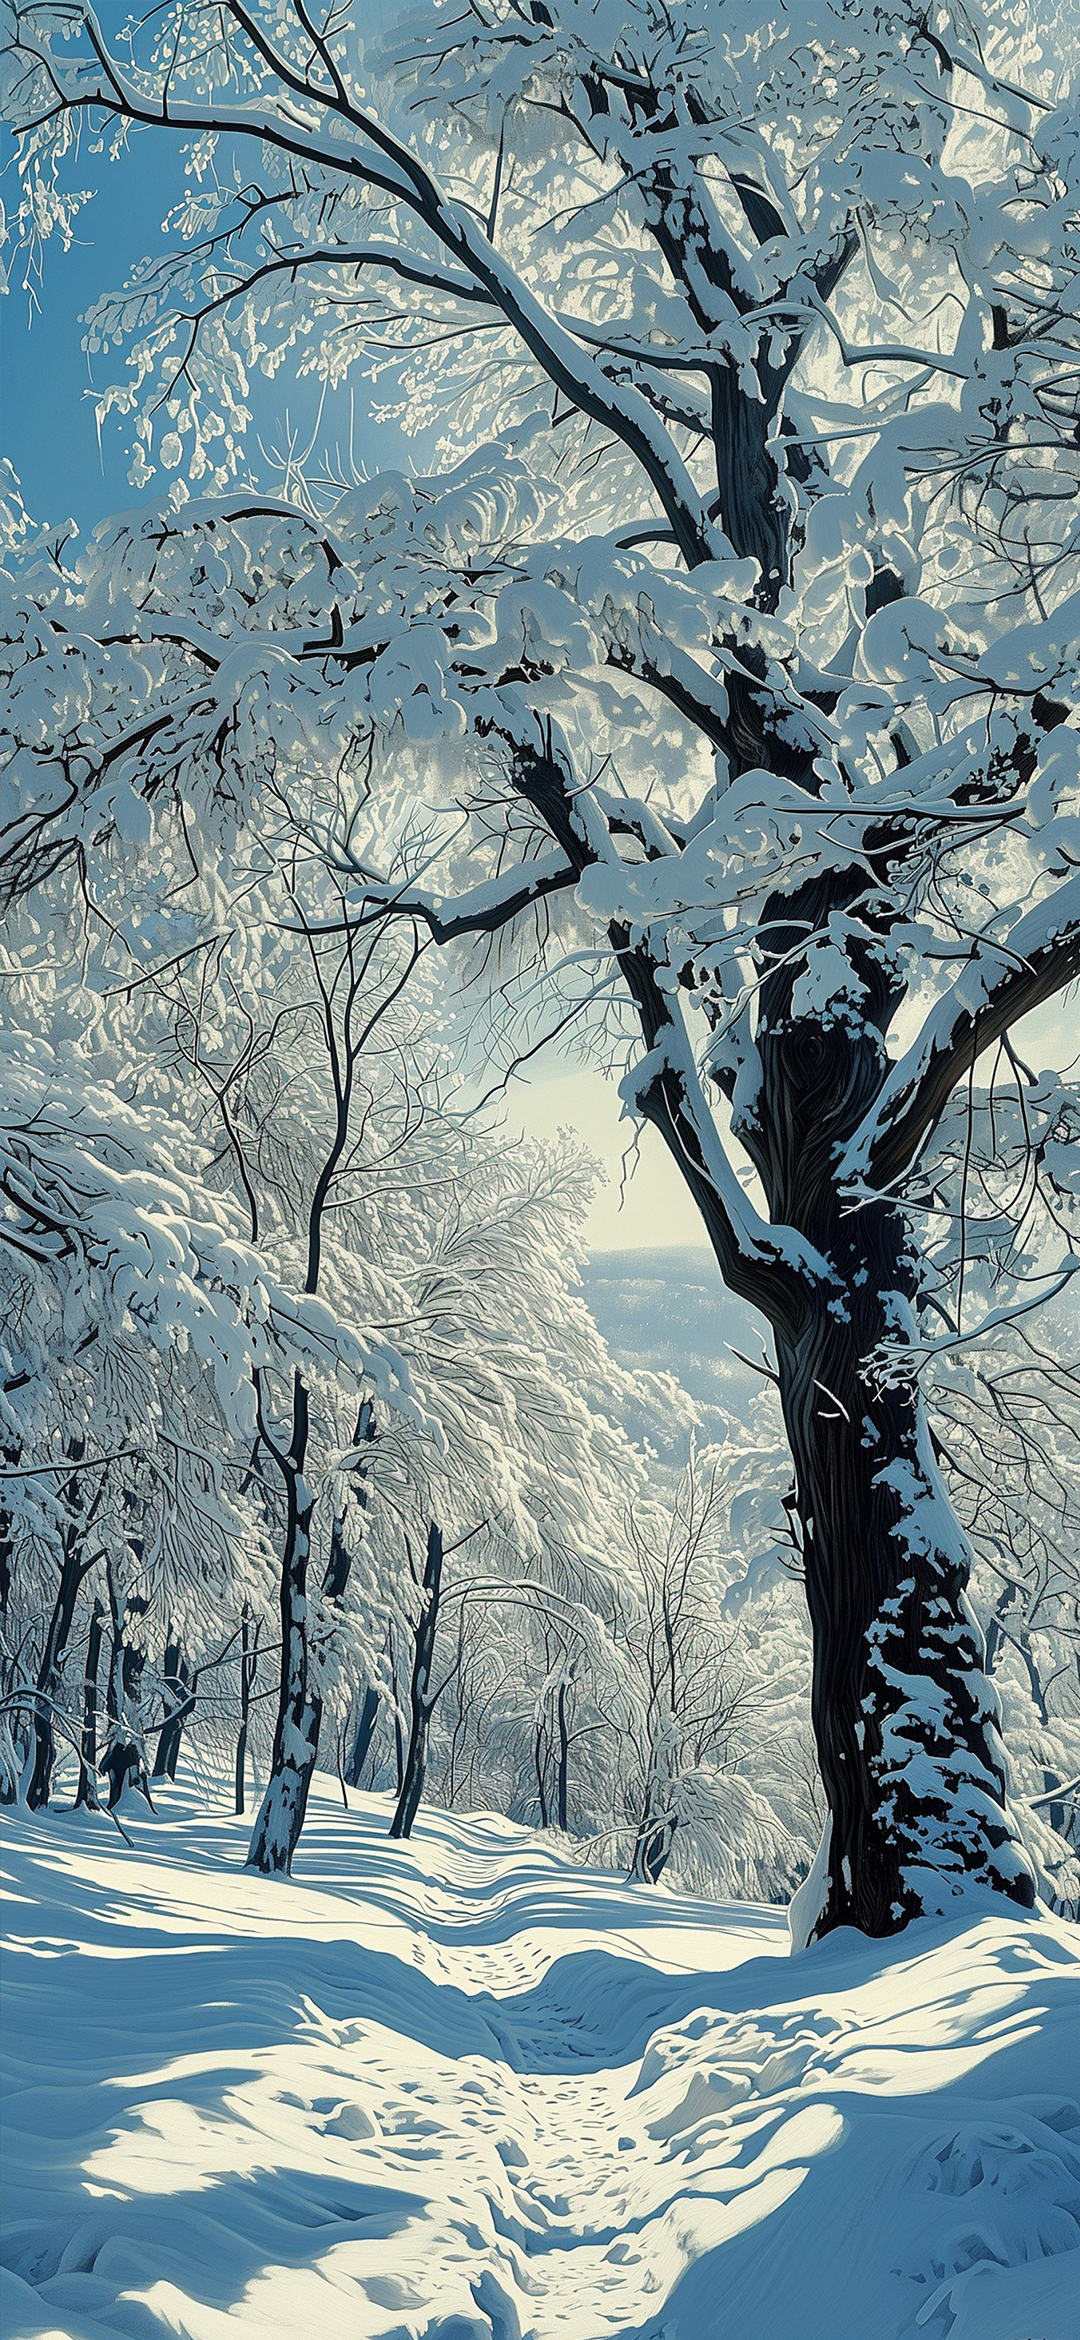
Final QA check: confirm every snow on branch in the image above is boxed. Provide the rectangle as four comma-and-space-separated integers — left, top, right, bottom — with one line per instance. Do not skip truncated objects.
841, 874, 1080, 1194
616, 977, 832, 1323
342, 852, 579, 943
4, 0, 727, 571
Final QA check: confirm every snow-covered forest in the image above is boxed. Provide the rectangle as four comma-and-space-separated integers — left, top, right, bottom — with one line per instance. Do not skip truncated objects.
2, 0, 1080, 2332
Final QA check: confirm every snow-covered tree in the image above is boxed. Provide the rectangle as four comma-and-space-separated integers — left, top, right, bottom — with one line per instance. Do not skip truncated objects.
4, 0, 1080, 1931
931, 1307, 1080, 1914
0, 587, 686, 1866
618, 1452, 757, 1884
0, 1028, 395, 1816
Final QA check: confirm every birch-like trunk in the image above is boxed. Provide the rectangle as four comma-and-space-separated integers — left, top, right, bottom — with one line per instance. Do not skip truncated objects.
247, 1445, 323, 1875
101, 1572, 153, 1812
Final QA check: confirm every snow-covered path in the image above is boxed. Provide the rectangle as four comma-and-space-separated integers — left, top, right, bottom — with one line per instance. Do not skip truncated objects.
3, 1780, 1079, 2340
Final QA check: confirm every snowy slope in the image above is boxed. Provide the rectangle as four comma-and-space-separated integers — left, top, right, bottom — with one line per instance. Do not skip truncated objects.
3, 1781, 1079, 2340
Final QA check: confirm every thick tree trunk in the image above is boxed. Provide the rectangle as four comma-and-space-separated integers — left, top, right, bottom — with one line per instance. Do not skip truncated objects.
705, 846, 1037, 1938
247, 1394, 323, 1875
533, 751, 1029, 1931
751, 992, 1035, 1937
343, 1684, 379, 1788
777, 1285, 1034, 1935
389, 1523, 443, 1841
74, 1598, 104, 1810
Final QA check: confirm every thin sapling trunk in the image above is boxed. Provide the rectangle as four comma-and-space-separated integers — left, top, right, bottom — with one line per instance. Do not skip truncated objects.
390, 1522, 444, 1840
74, 1598, 104, 1811
234, 1606, 260, 1815
247, 1375, 323, 1875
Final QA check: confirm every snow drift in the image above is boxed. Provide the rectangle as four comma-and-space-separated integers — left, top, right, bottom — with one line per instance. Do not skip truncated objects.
2, 1780, 1079, 2340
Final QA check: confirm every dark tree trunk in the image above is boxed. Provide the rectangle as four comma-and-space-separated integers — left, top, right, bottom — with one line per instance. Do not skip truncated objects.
74, 1598, 104, 1810
389, 1523, 443, 1841
27, 1552, 83, 1809
27, 1439, 90, 1811
775, 1276, 1031, 1935
630, 1781, 677, 1884
746, 944, 1035, 1937
343, 1684, 379, 1788
523, 748, 1027, 1932
152, 1637, 192, 1781
101, 1570, 153, 1812
388, 1622, 405, 1793
323, 1398, 376, 1602
555, 1680, 570, 1832
234, 1607, 260, 1815
534, 1717, 550, 1828
247, 1380, 323, 1875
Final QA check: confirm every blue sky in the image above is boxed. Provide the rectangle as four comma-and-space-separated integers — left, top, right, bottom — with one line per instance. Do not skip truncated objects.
4, 130, 183, 532
2, 124, 403, 535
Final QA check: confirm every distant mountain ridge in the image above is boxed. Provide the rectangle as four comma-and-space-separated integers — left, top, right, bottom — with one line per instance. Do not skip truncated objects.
581, 1245, 763, 1428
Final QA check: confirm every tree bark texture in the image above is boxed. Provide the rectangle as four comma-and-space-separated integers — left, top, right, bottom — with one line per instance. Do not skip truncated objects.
389, 1523, 444, 1841
534, 1716, 550, 1829
323, 1399, 375, 1603
747, 926, 1035, 1936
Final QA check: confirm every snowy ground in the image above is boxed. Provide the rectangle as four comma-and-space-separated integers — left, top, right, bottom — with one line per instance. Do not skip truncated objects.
3, 1780, 1079, 2340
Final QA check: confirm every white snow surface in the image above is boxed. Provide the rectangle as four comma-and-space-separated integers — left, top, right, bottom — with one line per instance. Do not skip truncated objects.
3, 1778, 1079, 2340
